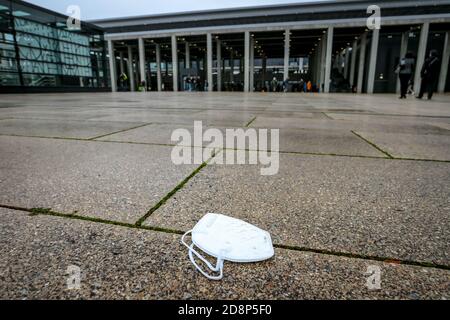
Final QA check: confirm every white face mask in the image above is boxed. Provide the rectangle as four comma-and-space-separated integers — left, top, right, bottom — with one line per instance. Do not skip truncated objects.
181, 213, 274, 280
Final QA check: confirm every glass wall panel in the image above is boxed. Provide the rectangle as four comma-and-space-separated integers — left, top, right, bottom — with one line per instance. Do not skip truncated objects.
0, 0, 108, 91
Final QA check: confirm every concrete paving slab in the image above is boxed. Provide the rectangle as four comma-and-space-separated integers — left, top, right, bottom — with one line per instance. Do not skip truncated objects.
251, 117, 358, 130
91, 110, 255, 127
0, 110, 103, 121
432, 122, 450, 131
0, 118, 147, 139
83, 109, 204, 122
84, 113, 195, 125
255, 111, 318, 118
96, 123, 202, 145
188, 110, 257, 127
355, 132, 450, 161
145, 154, 450, 266
96, 125, 383, 157
0, 136, 198, 223
252, 115, 450, 136
327, 113, 450, 134
270, 128, 386, 156
0, 208, 448, 300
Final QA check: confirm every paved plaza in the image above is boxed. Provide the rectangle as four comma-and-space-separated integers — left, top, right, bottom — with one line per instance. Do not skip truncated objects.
0, 92, 449, 299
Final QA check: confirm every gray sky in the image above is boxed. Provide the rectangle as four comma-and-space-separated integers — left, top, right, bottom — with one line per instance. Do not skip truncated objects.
26, 0, 325, 20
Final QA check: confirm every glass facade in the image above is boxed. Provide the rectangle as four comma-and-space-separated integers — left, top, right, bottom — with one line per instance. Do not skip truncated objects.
0, 0, 109, 92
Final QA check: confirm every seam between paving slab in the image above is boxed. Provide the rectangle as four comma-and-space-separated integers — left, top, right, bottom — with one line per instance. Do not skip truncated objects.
1, 204, 449, 271
245, 116, 257, 127
351, 130, 394, 159
135, 162, 209, 226
321, 112, 334, 120
88, 123, 154, 140
2, 117, 149, 124
135, 149, 221, 226
0, 133, 449, 163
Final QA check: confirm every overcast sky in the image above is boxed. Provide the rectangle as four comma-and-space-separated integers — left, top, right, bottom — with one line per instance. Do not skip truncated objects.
26, 0, 326, 20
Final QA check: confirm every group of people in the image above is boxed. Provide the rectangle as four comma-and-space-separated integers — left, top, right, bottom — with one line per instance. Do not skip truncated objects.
297, 79, 315, 93
263, 78, 315, 93
184, 76, 208, 92
397, 50, 440, 100
118, 51, 441, 98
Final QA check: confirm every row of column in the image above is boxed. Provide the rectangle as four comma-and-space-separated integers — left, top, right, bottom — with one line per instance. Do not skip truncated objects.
108, 25, 450, 94
348, 24, 450, 94
108, 39, 164, 92
108, 31, 331, 93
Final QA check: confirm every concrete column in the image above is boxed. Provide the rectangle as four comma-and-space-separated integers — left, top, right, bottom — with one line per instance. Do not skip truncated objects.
107, 39, 117, 92
315, 43, 322, 85
438, 31, 450, 93
217, 40, 222, 91
414, 22, 430, 94
397, 32, 409, 94
207, 33, 213, 92
344, 47, 350, 79
134, 54, 139, 87
349, 40, 357, 87
262, 55, 267, 87
155, 44, 162, 92
250, 37, 255, 92
357, 33, 367, 93
230, 50, 234, 83
138, 38, 146, 86
284, 29, 290, 82
244, 31, 250, 92
171, 35, 178, 91
324, 26, 334, 93
317, 41, 323, 85
185, 42, 190, 69
367, 29, 380, 94
319, 35, 327, 91
311, 51, 316, 84
127, 45, 135, 91
119, 52, 124, 74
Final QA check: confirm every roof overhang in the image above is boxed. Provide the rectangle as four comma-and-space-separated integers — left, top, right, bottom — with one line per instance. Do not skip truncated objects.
104, 13, 450, 41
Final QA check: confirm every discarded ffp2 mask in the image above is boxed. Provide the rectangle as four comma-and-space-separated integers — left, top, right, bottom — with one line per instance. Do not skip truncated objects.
181, 213, 274, 280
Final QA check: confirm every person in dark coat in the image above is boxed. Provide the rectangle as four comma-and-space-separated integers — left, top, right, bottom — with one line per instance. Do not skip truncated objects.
417, 50, 440, 100
397, 52, 415, 99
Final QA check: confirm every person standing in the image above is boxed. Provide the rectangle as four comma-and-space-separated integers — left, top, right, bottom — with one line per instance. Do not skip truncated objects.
271, 77, 278, 92
397, 52, 415, 99
417, 50, 440, 100
306, 80, 312, 92
298, 78, 304, 93
283, 78, 289, 92
119, 72, 128, 91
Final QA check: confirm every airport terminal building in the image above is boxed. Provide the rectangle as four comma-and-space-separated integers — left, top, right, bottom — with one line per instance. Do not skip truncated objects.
1, 0, 450, 94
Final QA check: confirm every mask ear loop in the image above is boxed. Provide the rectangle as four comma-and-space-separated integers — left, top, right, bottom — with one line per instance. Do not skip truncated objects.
181, 230, 224, 281
189, 245, 224, 281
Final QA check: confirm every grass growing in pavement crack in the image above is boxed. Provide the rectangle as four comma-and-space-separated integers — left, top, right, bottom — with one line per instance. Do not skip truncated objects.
274, 243, 450, 271
134, 161, 209, 226
29, 207, 52, 216
245, 116, 257, 127
88, 122, 153, 140
1, 203, 449, 271
0, 204, 184, 235
134, 150, 220, 226
351, 130, 394, 159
